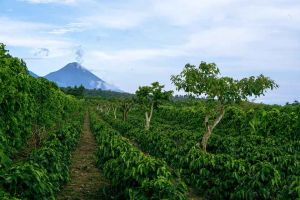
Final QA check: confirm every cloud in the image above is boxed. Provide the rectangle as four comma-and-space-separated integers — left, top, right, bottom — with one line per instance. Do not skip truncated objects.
68, 0, 233, 30
151, 0, 236, 26
49, 22, 85, 35
20, 0, 77, 5
184, 26, 260, 57
89, 47, 186, 62
80, 10, 149, 30
0, 17, 74, 58
236, 3, 300, 28
0, 17, 51, 33
0, 34, 71, 50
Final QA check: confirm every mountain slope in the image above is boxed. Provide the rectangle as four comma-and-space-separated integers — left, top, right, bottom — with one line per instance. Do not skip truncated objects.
44, 62, 121, 92
29, 71, 39, 78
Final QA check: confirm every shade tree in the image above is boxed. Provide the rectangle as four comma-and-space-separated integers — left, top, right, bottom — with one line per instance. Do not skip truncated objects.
135, 82, 173, 130
171, 62, 278, 152
120, 97, 134, 121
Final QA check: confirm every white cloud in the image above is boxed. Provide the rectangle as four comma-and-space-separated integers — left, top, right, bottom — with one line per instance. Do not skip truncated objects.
1, 35, 69, 49
0, 17, 51, 33
21, 0, 77, 5
0, 17, 74, 58
151, 0, 300, 28
49, 22, 85, 35
151, 0, 236, 26
80, 10, 149, 30
183, 26, 261, 57
89, 47, 186, 62
236, 4, 300, 28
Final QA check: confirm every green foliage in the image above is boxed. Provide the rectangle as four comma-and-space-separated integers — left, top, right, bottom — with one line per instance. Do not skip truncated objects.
0, 148, 12, 169
0, 117, 83, 199
0, 190, 19, 200
90, 112, 187, 199
1, 162, 55, 200
136, 82, 173, 130
135, 82, 173, 109
0, 43, 81, 158
119, 97, 135, 121
248, 108, 299, 139
0, 43, 83, 199
84, 89, 133, 99
61, 85, 85, 97
97, 99, 300, 199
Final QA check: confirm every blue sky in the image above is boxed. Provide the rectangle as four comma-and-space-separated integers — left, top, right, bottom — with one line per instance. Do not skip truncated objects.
0, 0, 299, 104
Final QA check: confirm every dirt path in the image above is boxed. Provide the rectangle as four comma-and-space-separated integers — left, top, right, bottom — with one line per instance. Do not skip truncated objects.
57, 114, 109, 200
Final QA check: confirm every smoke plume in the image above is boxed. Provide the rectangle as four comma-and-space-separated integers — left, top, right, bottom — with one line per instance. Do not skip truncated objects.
34, 48, 50, 57
75, 46, 84, 64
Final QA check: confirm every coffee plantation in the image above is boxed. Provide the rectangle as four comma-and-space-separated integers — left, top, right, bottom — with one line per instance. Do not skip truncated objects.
0, 43, 299, 199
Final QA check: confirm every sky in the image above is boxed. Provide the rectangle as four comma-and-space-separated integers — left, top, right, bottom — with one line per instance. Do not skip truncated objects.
0, 0, 299, 104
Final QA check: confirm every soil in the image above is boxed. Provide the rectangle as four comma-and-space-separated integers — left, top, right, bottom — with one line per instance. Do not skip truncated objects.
186, 187, 203, 200
57, 114, 109, 200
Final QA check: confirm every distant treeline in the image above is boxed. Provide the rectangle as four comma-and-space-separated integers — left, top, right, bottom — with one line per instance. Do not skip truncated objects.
61, 85, 205, 101
61, 86, 133, 99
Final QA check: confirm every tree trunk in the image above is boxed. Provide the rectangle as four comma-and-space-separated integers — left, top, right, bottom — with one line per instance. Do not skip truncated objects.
145, 112, 150, 131
123, 110, 129, 121
113, 107, 117, 119
122, 105, 130, 121
123, 110, 126, 121
106, 107, 110, 115
145, 103, 154, 131
200, 106, 225, 152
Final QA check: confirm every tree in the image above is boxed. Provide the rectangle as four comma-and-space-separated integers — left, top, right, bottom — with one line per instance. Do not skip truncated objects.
112, 103, 118, 119
120, 98, 134, 121
171, 62, 278, 152
136, 82, 173, 130
109, 99, 120, 119
103, 102, 111, 115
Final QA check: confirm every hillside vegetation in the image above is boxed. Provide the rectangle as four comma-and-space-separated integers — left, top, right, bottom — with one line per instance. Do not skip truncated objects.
0, 44, 84, 199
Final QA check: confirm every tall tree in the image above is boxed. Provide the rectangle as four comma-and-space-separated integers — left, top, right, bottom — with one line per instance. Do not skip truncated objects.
136, 82, 173, 130
171, 62, 278, 152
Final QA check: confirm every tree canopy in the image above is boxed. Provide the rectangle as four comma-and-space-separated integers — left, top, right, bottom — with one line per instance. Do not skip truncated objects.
135, 82, 173, 109
171, 62, 278, 104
